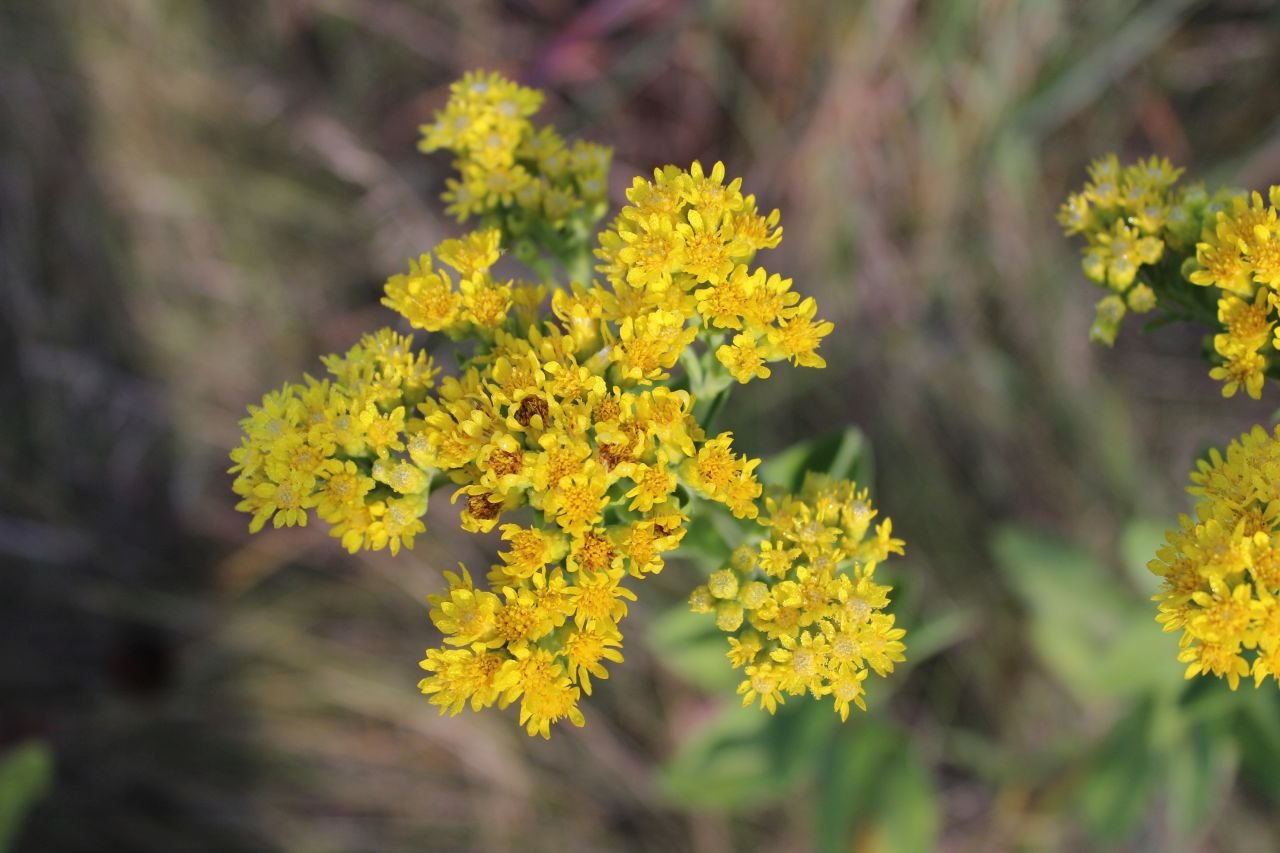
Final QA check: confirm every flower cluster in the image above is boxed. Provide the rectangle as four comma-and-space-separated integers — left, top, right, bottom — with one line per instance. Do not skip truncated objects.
1060, 154, 1280, 399
1187, 189, 1280, 399
381, 228, 545, 341
232, 70, 891, 737
688, 474, 906, 719
1058, 155, 1186, 346
229, 329, 439, 555
419, 70, 610, 250
596, 161, 832, 383
1150, 425, 1280, 688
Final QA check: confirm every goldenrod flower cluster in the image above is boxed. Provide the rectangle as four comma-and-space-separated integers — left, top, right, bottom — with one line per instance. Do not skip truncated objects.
688, 474, 906, 719
595, 160, 833, 383
1187, 188, 1280, 399
1060, 154, 1280, 399
419, 70, 610, 269
1149, 425, 1280, 688
231, 70, 892, 737
1058, 155, 1185, 346
229, 329, 440, 555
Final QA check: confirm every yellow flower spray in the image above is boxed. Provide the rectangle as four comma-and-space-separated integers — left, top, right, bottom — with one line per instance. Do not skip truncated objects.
1060, 154, 1280, 399
1063, 156, 1280, 690
231, 71, 907, 736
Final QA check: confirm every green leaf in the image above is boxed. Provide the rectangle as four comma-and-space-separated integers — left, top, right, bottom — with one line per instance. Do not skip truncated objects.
1164, 720, 1236, 838
991, 526, 1181, 704
760, 426, 871, 493
1119, 517, 1168, 593
672, 512, 734, 570
1231, 688, 1280, 800
647, 607, 740, 693
660, 700, 831, 810
0, 740, 53, 853
672, 499, 746, 570
879, 744, 940, 853
813, 720, 938, 853
1076, 698, 1159, 841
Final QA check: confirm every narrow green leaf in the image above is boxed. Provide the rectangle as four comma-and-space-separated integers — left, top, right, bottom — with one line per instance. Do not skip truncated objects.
814, 721, 897, 853
0, 740, 53, 853
1076, 698, 1159, 841
1232, 689, 1280, 800
1164, 722, 1236, 838
879, 745, 941, 853
814, 721, 939, 853
760, 426, 871, 493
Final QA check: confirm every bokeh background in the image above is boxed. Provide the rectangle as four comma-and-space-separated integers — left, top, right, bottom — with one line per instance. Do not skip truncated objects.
6, 1, 1280, 850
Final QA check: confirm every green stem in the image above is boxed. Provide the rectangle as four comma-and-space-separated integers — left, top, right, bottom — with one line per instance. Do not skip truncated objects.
566, 245, 593, 285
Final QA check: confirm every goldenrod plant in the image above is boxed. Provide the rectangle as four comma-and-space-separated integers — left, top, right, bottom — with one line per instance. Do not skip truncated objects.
1061, 155, 1280, 399
230, 71, 906, 737
1064, 156, 1280, 691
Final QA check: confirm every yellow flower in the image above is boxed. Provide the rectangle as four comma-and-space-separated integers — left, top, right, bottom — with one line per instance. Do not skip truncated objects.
418, 645, 512, 715
728, 196, 782, 253
611, 213, 687, 291
563, 622, 624, 695
436, 228, 502, 278
382, 255, 462, 333
568, 529, 619, 574
371, 494, 427, 555
620, 452, 677, 512
544, 465, 610, 536
372, 457, 429, 495
359, 403, 407, 457
612, 310, 697, 382
569, 567, 636, 628
677, 208, 737, 284
768, 297, 834, 368
452, 485, 507, 534
476, 432, 531, 493
508, 649, 585, 739
679, 160, 745, 227
1087, 220, 1164, 290
1209, 350, 1266, 400
493, 585, 557, 648
245, 474, 316, 532
716, 332, 772, 383
827, 668, 870, 721
696, 264, 757, 330
429, 567, 500, 647
497, 524, 558, 580
738, 662, 785, 714
315, 460, 375, 522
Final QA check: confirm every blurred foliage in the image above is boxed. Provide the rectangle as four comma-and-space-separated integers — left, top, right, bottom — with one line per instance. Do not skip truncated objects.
990, 523, 1280, 847
0, 742, 52, 853
5, 0, 1280, 850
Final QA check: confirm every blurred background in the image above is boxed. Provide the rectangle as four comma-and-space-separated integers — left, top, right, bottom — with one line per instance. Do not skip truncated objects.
5, 1, 1280, 850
